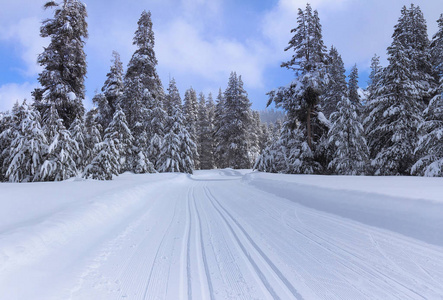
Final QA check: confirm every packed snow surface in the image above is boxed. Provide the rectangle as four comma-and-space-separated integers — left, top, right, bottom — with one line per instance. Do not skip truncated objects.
1, 170, 443, 299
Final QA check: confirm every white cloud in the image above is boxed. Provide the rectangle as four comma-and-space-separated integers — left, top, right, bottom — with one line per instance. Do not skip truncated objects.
0, 17, 46, 77
0, 82, 38, 112
156, 19, 271, 89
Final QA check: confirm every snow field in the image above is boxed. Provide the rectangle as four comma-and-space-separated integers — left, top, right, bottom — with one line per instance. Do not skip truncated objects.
1, 170, 443, 299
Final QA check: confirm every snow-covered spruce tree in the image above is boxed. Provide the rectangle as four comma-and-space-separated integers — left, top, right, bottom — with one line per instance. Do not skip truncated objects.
39, 105, 79, 181
348, 64, 361, 109
0, 110, 14, 181
365, 38, 423, 175
69, 117, 86, 171
216, 72, 253, 169
412, 78, 443, 176
183, 87, 199, 142
321, 46, 347, 119
84, 108, 103, 167
328, 97, 369, 175
105, 105, 134, 173
197, 93, 215, 170
83, 107, 132, 180
92, 51, 124, 130
267, 3, 329, 174
34, 0, 88, 128
249, 111, 262, 164
158, 103, 195, 173
412, 14, 443, 177
165, 78, 182, 122
396, 5, 435, 106
120, 10, 165, 172
183, 87, 199, 165
145, 89, 168, 170
213, 88, 225, 168
121, 10, 164, 130
5, 101, 48, 182
83, 137, 120, 180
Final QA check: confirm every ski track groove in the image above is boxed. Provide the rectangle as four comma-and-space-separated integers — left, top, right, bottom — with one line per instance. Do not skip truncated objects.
142, 195, 181, 300
204, 186, 304, 300
289, 207, 442, 298
12, 171, 443, 300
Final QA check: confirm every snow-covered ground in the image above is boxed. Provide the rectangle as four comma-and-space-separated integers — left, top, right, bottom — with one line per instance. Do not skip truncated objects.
1, 170, 442, 299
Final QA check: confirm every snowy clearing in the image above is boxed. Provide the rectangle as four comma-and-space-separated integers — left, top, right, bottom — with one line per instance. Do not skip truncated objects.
1, 170, 443, 299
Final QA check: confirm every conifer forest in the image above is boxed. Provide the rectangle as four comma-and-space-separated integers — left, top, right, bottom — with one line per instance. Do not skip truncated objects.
1, 1, 443, 182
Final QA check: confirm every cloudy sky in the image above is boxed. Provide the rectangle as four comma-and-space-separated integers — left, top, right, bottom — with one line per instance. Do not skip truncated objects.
0, 0, 442, 112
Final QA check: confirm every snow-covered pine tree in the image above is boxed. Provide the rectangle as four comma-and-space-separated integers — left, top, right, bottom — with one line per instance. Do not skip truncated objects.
431, 14, 443, 87
412, 77, 443, 176
165, 78, 182, 121
5, 101, 48, 182
83, 107, 133, 180
249, 111, 262, 164
120, 11, 165, 172
183, 87, 199, 143
197, 93, 215, 170
213, 88, 225, 168
412, 16, 443, 176
0, 110, 14, 181
322, 46, 347, 119
328, 97, 369, 175
121, 10, 164, 132
158, 102, 195, 173
267, 3, 329, 174
183, 87, 199, 166
83, 137, 120, 180
145, 89, 167, 170
366, 55, 383, 106
92, 51, 124, 130
348, 64, 361, 110
84, 108, 103, 167
395, 5, 435, 106
40, 106, 79, 181
216, 72, 253, 169
34, 0, 88, 128
105, 105, 134, 173
365, 38, 423, 175
69, 117, 86, 171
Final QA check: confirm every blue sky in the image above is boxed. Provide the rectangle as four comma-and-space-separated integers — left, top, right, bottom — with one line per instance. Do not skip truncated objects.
0, 0, 442, 112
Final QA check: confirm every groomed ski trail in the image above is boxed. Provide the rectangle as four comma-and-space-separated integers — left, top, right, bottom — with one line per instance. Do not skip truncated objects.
1, 170, 442, 299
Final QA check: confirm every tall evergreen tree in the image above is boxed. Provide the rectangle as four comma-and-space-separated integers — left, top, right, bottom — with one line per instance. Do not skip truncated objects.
93, 51, 124, 129
328, 97, 369, 175
430, 14, 443, 85
105, 105, 134, 172
348, 64, 361, 109
365, 38, 422, 175
165, 78, 182, 120
120, 10, 164, 135
267, 3, 329, 174
322, 46, 347, 119
213, 88, 225, 168
412, 78, 443, 176
34, 0, 88, 128
216, 73, 253, 169
183, 87, 199, 142
69, 117, 86, 171
5, 102, 48, 182
158, 103, 195, 173
40, 105, 79, 181
197, 93, 215, 170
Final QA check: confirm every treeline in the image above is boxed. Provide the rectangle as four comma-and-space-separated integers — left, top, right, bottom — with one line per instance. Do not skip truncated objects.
0, 1, 274, 182
256, 3, 443, 177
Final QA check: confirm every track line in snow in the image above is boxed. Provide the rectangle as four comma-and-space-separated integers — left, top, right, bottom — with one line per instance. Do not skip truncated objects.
204, 186, 303, 300
189, 187, 215, 300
